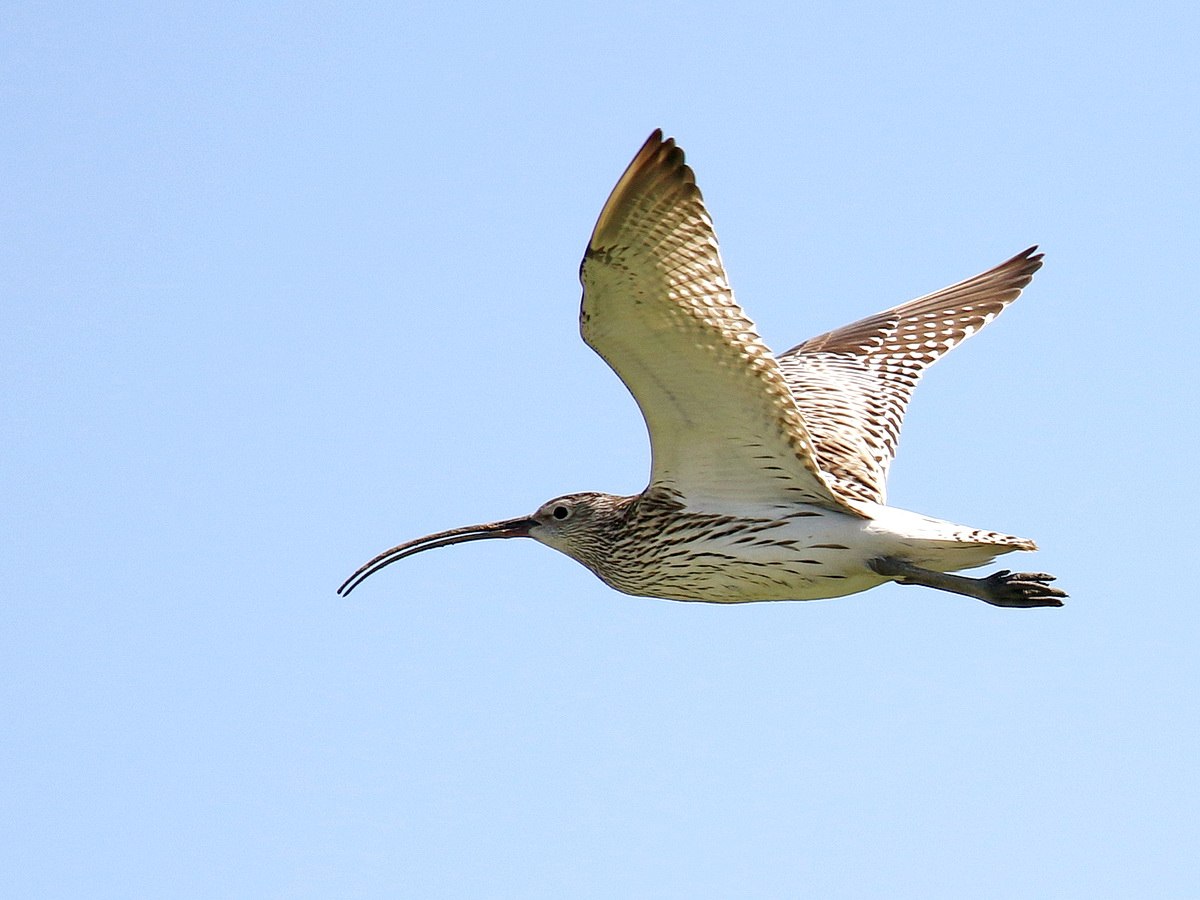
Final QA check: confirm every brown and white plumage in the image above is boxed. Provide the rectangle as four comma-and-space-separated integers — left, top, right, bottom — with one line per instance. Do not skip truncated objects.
777, 247, 1043, 504
580, 131, 1041, 511
338, 130, 1065, 608
580, 133, 856, 513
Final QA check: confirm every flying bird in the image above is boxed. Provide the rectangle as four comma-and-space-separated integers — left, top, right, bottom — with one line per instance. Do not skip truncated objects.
339, 130, 1065, 608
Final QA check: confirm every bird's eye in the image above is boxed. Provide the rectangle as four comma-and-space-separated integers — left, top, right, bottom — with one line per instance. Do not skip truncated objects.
552, 504, 571, 520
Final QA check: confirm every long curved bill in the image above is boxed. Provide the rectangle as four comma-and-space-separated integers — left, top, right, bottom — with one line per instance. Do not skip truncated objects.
337, 516, 538, 597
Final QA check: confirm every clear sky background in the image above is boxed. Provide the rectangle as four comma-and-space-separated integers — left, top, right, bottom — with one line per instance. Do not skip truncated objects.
4, 2, 1198, 897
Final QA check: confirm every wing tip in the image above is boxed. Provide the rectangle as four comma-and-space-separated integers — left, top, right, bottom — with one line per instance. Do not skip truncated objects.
588, 128, 697, 251
1001, 243, 1043, 278
992, 244, 1045, 293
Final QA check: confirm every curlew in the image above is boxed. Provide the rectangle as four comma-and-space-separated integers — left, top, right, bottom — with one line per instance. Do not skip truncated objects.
338, 130, 1065, 608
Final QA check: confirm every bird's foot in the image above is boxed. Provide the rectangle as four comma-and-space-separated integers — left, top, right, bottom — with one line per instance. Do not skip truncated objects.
977, 570, 1067, 608
870, 557, 1067, 608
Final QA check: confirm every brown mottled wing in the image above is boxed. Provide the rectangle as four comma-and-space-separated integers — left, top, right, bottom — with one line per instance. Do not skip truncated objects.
579, 131, 860, 513
776, 247, 1044, 505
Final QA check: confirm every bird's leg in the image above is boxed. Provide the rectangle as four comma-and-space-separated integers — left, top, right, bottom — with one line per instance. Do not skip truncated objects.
869, 557, 1066, 608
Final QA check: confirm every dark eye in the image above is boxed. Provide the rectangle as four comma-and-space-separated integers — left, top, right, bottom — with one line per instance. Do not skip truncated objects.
552, 504, 571, 520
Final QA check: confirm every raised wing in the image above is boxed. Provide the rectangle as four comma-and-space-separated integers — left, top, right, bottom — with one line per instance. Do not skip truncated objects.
777, 247, 1044, 505
579, 131, 859, 513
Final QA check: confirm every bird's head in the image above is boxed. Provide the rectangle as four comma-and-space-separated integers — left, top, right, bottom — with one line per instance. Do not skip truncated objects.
337, 491, 631, 596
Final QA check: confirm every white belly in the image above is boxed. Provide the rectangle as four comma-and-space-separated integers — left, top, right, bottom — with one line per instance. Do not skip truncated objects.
600, 501, 1027, 603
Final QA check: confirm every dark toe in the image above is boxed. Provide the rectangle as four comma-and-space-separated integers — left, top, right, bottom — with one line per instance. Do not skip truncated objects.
982, 570, 1068, 608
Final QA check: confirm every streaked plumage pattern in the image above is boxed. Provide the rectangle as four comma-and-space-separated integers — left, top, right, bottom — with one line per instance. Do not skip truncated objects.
777, 247, 1043, 504
580, 135, 857, 513
338, 130, 1065, 609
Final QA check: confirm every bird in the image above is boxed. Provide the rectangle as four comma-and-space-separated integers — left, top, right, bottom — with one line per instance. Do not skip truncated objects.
338, 130, 1065, 609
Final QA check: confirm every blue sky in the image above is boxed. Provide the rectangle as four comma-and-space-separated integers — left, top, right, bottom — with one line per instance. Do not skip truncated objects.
3, 2, 1198, 897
